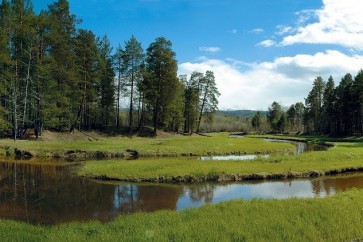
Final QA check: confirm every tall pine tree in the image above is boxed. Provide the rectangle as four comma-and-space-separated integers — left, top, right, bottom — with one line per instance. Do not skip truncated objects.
123, 35, 144, 132
46, 0, 79, 131
144, 37, 179, 134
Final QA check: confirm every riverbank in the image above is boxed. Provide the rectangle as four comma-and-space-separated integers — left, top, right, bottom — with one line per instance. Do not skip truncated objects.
0, 189, 362, 241
0, 131, 294, 159
78, 141, 363, 182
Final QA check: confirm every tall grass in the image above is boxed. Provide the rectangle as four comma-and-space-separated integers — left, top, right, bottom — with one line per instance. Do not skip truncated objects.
0, 189, 362, 241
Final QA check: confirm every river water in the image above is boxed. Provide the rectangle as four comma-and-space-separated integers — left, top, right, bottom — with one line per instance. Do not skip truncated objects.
0, 159, 362, 225
201, 138, 328, 160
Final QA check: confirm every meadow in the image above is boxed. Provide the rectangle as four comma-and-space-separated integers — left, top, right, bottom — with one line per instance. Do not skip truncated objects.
78, 138, 363, 182
1, 132, 363, 241
2, 132, 363, 182
0, 131, 294, 158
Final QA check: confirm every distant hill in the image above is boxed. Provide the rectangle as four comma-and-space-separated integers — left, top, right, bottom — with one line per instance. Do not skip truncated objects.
217, 110, 268, 117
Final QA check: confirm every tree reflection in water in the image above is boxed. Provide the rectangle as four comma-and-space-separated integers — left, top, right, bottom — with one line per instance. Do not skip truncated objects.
0, 161, 362, 225
186, 184, 217, 203
310, 173, 363, 195
113, 184, 184, 213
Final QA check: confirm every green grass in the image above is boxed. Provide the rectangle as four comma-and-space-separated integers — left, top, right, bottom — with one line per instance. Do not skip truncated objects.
78, 142, 363, 181
0, 189, 362, 241
0, 133, 295, 158
248, 133, 363, 144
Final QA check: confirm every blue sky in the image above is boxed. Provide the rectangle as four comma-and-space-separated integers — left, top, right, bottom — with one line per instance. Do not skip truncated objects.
32, 0, 363, 110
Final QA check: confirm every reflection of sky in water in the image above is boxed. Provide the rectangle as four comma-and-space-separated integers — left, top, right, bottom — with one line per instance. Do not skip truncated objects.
176, 180, 333, 210
177, 194, 205, 210
200, 140, 327, 161
200, 155, 269, 160
0, 161, 357, 225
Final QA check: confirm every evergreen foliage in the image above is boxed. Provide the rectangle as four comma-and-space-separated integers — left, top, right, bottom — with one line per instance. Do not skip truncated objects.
0, 0, 220, 136
266, 70, 363, 135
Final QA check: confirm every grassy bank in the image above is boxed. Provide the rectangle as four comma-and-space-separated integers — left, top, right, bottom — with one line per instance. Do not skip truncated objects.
78, 142, 363, 182
0, 132, 294, 159
0, 189, 362, 241
248, 133, 363, 144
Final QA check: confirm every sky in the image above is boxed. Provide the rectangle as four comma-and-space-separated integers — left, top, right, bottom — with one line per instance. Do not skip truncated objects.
32, 0, 363, 110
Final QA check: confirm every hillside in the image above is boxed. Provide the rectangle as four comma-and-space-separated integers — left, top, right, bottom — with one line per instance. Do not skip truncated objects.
217, 110, 268, 117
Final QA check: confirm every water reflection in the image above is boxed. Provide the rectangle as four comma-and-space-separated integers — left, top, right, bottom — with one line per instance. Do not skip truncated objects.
113, 184, 183, 213
200, 140, 327, 160
263, 139, 328, 154
310, 173, 363, 195
0, 162, 119, 224
200, 155, 269, 161
0, 161, 362, 225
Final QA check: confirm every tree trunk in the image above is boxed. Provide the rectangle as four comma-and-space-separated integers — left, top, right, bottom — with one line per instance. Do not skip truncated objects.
12, 79, 18, 141
72, 58, 87, 132
137, 94, 145, 131
197, 88, 208, 133
153, 98, 159, 135
21, 49, 32, 137
116, 59, 121, 127
129, 68, 134, 132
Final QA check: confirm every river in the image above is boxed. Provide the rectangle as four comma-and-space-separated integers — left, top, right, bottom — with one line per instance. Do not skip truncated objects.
0, 159, 362, 225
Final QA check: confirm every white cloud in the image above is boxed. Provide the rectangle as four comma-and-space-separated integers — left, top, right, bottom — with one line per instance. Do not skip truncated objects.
256, 39, 276, 47
281, 0, 363, 50
276, 25, 294, 35
180, 0, 363, 110
251, 28, 264, 34
199, 46, 221, 53
179, 51, 363, 110
228, 29, 238, 34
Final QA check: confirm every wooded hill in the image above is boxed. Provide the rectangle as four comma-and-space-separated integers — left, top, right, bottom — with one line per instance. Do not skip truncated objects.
217, 110, 268, 118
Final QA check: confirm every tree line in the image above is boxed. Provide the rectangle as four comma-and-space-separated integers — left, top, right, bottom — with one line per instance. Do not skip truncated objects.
252, 70, 363, 136
0, 0, 220, 139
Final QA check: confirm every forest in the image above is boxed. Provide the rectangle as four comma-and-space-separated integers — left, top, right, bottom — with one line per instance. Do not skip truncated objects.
0, 0, 220, 139
250, 71, 363, 136
2, 0, 363, 139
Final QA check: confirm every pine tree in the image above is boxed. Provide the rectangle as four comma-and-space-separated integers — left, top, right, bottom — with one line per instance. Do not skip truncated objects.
268, 101, 283, 132
335, 74, 354, 135
32, 10, 53, 137
354, 70, 363, 134
113, 44, 125, 127
321, 76, 335, 134
0, 1, 13, 131
73, 29, 99, 130
305, 76, 325, 133
123, 35, 144, 132
252, 111, 263, 133
97, 35, 115, 128
196, 71, 220, 133
144, 37, 179, 134
182, 73, 200, 133
46, 0, 79, 131
286, 104, 296, 131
